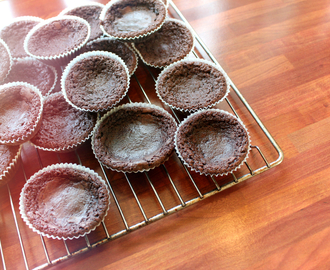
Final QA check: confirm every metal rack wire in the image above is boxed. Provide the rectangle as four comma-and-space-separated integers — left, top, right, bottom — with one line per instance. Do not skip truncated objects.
0, 1, 284, 269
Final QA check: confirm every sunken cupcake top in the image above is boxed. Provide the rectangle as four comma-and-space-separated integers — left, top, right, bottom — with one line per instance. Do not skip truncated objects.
30, 92, 97, 152
24, 16, 90, 58
156, 59, 229, 112
59, 3, 105, 42
0, 82, 43, 145
85, 37, 138, 75
175, 109, 250, 176
92, 103, 177, 173
0, 16, 43, 59
19, 163, 110, 240
0, 39, 12, 82
100, 0, 167, 40
62, 51, 129, 112
132, 18, 194, 68
2, 57, 57, 96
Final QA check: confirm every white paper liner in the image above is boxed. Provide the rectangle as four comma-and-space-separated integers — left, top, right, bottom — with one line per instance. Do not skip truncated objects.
131, 18, 195, 69
59, 2, 105, 42
99, 0, 167, 41
175, 109, 251, 177
29, 92, 96, 153
155, 58, 230, 113
61, 50, 130, 112
0, 38, 13, 83
0, 16, 44, 60
0, 82, 43, 145
0, 144, 22, 185
19, 163, 111, 240
91, 102, 177, 173
4, 57, 58, 97
23, 15, 91, 66
59, 2, 105, 16
85, 36, 138, 76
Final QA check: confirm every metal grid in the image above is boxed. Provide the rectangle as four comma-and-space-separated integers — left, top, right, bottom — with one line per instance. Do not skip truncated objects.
0, 2, 284, 269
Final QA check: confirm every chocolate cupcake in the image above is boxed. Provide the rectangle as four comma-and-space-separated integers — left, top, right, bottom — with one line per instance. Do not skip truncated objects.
85, 37, 138, 76
0, 16, 43, 59
0, 82, 43, 145
0, 38, 12, 83
100, 0, 167, 41
156, 59, 230, 112
2, 57, 57, 97
19, 163, 110, 240
0, 144, 22, 186
24, 15, 90, 66
175, 109, 250, 176
30, 92, 97, 152
61, 51, 130, 112
92, 103, 177, 173
59, 2, 105, 42
132, 18, 194, 68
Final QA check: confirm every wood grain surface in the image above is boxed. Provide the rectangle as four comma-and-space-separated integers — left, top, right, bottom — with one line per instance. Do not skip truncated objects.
1, 0, 330, 269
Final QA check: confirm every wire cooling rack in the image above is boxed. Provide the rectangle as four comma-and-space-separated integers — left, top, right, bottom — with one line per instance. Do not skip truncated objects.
0, 2, 283, 269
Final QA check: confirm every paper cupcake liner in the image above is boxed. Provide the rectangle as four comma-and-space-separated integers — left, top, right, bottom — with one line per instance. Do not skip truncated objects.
19, 163, 111, 240
0, 82, 43, 145
131, 18, 195, 69
0, 144, 22, 186
175, 109, 251, 177
4, 57, 58, 97
155, 58, 231, 113
0, 38, 13, 83
85, 36, 138, 76
99, 0, 167, 41
59, 2, 105, 42
29, 92, 96, 153
61, 50, 130, 112
23, 15, 91, 66
91, 102, 177, 173
0, 16, 44, 60
59, 2, 105, 16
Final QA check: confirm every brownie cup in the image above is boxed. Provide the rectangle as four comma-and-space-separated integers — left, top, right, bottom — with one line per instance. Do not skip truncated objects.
0, 144, 22, 186
175, 109, 250, 176
156, 59, 230, 112
0, 16, 43, 59
61, 51, 130, 112
30, 92, 97, 152
100, 0, 167, 41
132, 18, 194, 68
0, 39, 12, 83
0, 82, 43, 145
24, 15, 90, 66
92, 103, 177, 173
2, 57, 57, 97
85, 37, 138, 75
59, 2, 105, 42
19, 163, 110, 240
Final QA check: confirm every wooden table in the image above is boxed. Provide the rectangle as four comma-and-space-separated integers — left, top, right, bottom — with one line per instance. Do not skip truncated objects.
1, 0, 330, 269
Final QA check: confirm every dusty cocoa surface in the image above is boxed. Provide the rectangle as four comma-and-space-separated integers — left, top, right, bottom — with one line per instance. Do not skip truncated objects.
63, 5, 103, 41
93, 104, 177, 172
85, 38, 137, 75
2, 58, 56, 96
30, 92, 97, 150
27, 18, 88, 57
133, 19, 194, 67
64, 55, 128, 111
0, 20, 40, 58
157, 60, 227, 111
101, 0, 166, 39
21, 166, 110, 239
176, 110, 249, 175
